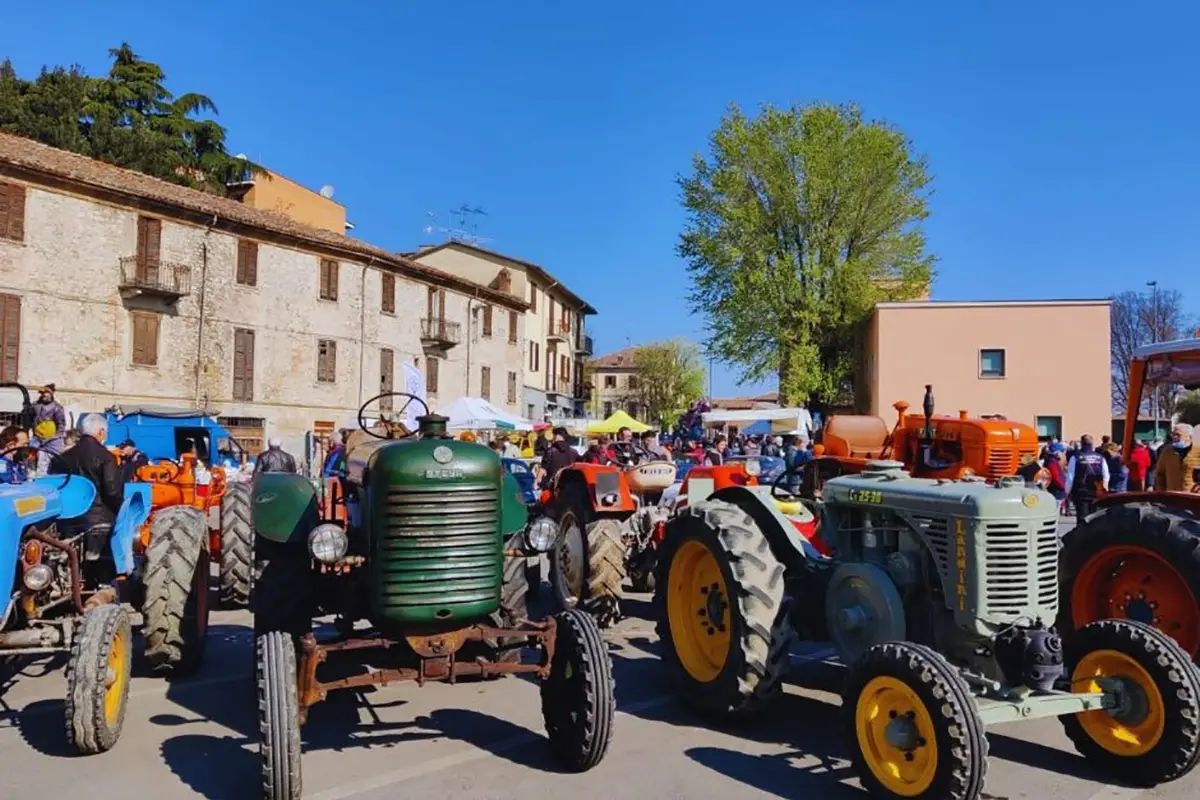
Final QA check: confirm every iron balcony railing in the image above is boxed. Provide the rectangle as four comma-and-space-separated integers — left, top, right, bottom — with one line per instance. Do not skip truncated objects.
577, 334, 593, 355
548, 319, 571, 341
118, 256, 192, 298
421, 317, 462, 346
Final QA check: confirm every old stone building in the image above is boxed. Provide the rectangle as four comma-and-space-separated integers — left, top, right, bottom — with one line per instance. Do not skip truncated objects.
588, 346, 643, 420
0, 133, 528, 456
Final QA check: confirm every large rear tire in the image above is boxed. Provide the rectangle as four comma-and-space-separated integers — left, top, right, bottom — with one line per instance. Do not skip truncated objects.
257, 631, 302, 800
653, 499, 792, 718
142, 505, 210, 676
65, 604, 133, 755
219, 481, 254, 608
1058, 504, 1200, 661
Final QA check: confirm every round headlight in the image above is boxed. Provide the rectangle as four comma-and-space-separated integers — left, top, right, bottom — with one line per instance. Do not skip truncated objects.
525, 516, 558, 553
23, 563, 54, 592
744, 458, 761, 476
308, 523, 349, 563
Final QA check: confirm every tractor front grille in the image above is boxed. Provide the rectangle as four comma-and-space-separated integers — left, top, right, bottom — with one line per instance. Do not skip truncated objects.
980, 519, 1059, 621
985, 446, 1038, 480
370, 483, 502, 625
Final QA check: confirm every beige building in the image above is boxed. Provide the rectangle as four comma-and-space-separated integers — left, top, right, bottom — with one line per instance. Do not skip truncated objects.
863, 299, 1112, 441
227, 168, 350, 235
588, 346, 644, 420
0, 133, 527, 457
411, 242, 595, 422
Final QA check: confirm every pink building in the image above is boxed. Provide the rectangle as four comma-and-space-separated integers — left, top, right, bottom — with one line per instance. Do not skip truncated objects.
863, 299, 1112, 442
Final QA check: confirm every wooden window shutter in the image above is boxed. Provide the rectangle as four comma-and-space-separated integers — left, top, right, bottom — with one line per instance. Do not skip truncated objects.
547, 297, 554, 333
508, 310, 518, 344
0, 294, 20, 382
481, 366, 491, 401
427, 287, 435, 317
507, 371, 517, 404
319, 259, 339, 300
483, 304, 493, 337
233, 328, 255, 401
380, 348, 394, 411
237, 240, 258, 286
530, 285, 537, 312
438, 289, 446, 317
426, 356, 439, 393
317, 339, 337, 382
381, 273, 395, 313
137, 217, 162, 282
131, 311, 160, 366
0, 182, 26, 242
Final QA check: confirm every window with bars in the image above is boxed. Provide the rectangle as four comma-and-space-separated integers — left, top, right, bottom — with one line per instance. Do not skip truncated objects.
236, 239, 258, 286
0, 181, 26, 242
319, 258, 339, 300
232, 328, 255, 401
381, 272, 395, 313
507, 371, 517, 404
508, 310, 518, 344
0, 294, 19, 382
317, 339, 337, 382
131, 311, 160, 366
482, 304, 493, 337
426, 356, 440, 394
481, 365, 491, 401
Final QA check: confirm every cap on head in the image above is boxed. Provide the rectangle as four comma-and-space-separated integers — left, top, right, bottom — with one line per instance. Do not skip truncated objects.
268, 436, 282, 448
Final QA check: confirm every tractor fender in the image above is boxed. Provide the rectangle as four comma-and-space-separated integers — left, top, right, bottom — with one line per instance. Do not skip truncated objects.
112, 484, 152, 574
500, 472, 529, 536
253, 473, 320, 545
709, 485, 824, 570
1097, 490, 1200, 518
556, 464, 636, 514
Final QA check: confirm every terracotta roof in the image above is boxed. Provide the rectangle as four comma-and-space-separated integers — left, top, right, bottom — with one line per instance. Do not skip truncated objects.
0, 133, 524, 309
589, 346, 639, 369
711, 391, 779, 411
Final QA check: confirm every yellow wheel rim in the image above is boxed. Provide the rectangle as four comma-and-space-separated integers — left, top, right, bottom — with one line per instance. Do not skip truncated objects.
855, 676, 939, 797
667, 539, 732, 682
1072, 649, 1165, 756
104, 625, 129, 725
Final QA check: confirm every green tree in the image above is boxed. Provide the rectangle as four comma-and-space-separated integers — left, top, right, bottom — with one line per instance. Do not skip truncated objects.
678, 102, 934, 408
631, 339, 707, 429
0, 44, 255, 194
1178, 390, 1200, 426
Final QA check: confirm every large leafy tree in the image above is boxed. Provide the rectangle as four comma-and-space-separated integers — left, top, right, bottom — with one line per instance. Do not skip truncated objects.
631, 339, 707, 429
678, 102, 934, 407
0, 44, 254, 194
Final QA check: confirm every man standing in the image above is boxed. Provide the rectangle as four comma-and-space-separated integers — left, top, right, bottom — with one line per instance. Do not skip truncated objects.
1065, 434, 1110, 519
116, 438, 149, 483
1154, 423, 1200, 493
33, 384, 67, 431
255, 437, 298, 474
51, 414, 124, 531
540, 426, 579, 487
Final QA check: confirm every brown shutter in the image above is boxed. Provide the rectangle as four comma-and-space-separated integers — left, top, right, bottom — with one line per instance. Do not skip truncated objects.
427, 287, 435, 317
507, 371, 517, 403
381, 273, 395, 313
547, 297, 554, 333
380, 348, 394, 411
438, 289, 445, 317
131, 311, 160, 366
319, 259, 339, 300
237, 240, 258, 286
317, 339, 337, 382
508, 310, 518, 344
137, 217, 161, 284
1, 183, 26, 242
481, 366, 491, 401
483, 304, 493, 337
233, 328, 254, 401
426, 356, 439, 393
0, 294, 20, 382
530, 285, 537, 312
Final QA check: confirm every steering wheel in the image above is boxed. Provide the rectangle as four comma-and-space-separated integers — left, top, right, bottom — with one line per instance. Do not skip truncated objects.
771, 457, 816, 502
1, 443, 74, 491
357, 392, 430, 441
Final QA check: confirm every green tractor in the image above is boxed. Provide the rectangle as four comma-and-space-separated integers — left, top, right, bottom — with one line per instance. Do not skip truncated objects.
251, 394, 614, 800
655, 459, 1200, 799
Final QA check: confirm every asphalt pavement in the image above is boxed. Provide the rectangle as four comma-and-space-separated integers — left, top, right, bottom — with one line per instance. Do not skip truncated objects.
1, 545, 1196, 800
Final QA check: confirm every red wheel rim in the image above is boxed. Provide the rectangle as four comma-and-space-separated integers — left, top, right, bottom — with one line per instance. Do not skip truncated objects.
1072, 545, 1199, 657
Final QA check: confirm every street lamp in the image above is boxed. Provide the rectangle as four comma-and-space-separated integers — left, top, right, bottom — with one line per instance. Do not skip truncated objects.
1147, 280, 1159, 440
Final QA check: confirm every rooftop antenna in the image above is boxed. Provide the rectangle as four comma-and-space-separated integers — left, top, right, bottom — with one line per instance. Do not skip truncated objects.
421, 204, 494, 246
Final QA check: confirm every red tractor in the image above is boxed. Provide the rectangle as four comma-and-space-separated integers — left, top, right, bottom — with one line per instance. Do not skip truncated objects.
1059, 336, 1200, 662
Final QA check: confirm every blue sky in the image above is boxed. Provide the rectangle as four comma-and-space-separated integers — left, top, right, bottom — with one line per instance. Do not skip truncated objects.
4, 1, 1198, 397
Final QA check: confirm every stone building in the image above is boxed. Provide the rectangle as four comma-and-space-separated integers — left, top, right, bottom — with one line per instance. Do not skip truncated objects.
588, 346, 644, 420
0, 133, 528, 456
411, 242, 595, 422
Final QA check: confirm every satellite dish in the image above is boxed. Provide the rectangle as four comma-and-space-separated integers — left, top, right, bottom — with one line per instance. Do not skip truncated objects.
234, 153, 248, 160
319, 185, 335, 199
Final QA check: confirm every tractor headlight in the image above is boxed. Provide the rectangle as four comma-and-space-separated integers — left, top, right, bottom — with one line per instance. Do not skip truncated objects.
744, 458, 761, 476
525, 516, 558, 553
308, 523, 348, 563
23, 563, 54, 592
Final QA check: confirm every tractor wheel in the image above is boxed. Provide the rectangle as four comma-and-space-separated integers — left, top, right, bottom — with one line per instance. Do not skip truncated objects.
252, 538, 314, 638
1058, 503, 1200, 661
551, 511, 626, 628
257, 631, 302, 800
525, 558, 542, 600
219, 481, 254, 608
142, 505, 210, 676
541, 608, 615, 771
844, 640, 988, 800
65, 604, 133, 755
653, 499, 793, 718
462, 533, 529, 670
1060, 618, 1200, 785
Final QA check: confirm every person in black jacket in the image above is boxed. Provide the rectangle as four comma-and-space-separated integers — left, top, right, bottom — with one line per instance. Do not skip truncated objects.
255, 437, 298, 474
51, 413, 124, 531
116, 438, 149, 484
540, 427, 579, 488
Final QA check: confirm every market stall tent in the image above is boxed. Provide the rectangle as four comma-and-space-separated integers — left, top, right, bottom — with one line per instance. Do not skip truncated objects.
587, 409, 651, 434
439, 397, 535, 431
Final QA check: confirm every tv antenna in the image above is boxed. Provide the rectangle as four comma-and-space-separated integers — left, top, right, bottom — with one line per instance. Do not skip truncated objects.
422, 204, 493, 246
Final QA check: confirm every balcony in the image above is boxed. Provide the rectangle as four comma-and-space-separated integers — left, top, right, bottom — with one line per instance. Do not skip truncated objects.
576, 334, 593, 355
547, 375, 574, 400
421, 317, 462, 349
118, 256, 192, 301
547, 319, 571, 344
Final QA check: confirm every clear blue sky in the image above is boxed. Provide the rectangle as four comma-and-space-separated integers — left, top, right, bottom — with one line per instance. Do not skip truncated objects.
5, 1, 1198, 397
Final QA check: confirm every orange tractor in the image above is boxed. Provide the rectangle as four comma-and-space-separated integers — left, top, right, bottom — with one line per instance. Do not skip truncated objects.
1059, 336, 1200, 662
804, 384, 1040, 497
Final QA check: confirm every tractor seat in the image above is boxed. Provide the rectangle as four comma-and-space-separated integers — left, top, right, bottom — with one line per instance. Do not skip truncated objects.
823, 415, 890, 459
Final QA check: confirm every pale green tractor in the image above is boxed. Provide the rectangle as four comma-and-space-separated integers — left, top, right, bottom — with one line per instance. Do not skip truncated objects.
655, 459, 1200, 800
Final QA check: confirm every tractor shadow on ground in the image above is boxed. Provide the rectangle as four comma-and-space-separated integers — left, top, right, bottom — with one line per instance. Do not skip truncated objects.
0, 654, 75, 757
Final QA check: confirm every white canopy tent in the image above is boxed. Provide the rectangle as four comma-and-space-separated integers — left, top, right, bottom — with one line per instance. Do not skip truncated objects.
701, 407, 814, 436
439, 396, 535, 432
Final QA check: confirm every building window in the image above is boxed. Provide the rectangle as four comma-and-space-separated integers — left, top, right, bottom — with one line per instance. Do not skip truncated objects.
508, 310, 518, 344
0, 181, 27, 242
0, 294, 20, 382
529, 341, 539, 372
1035, 416, 1062, 442
425, 356, 440, 394
380, 348, 394, 411
481, 365, 491, 401
136, 216, 162, 284
603, 401, 613, 417
530, 284, 538, 312
604, 375, 617, 389
980, 348, 1005, 378
527, 403, 535, 420
319, 258, 339, 300
381, 272, 395, 313
317, 339, 337, 382
507, 371, 517, 404
482, 304, 493, 337
232, 328, 255, 401
236, 239, 258, 286
627, 375, 640, 390
131, 310, 161, 366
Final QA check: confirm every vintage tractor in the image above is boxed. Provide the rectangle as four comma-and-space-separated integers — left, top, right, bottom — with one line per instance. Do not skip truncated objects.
250, 393, 614, 800
655, 460, 1200, 799
804, 385, 1040, 498
106, 405, 254, 608
1059, 336, 1200, 662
